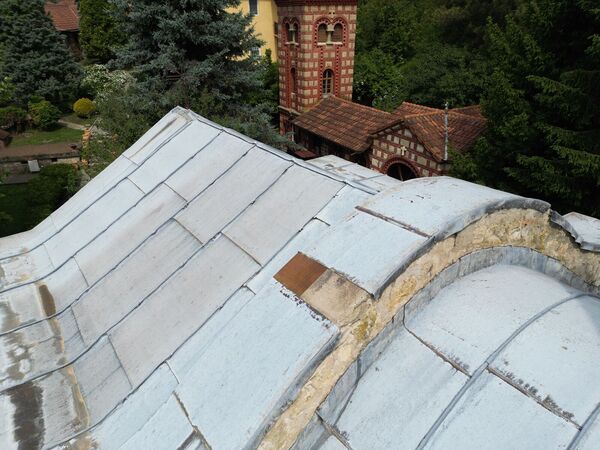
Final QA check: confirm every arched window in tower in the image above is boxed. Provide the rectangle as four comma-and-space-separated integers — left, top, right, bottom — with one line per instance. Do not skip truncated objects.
322, 69, 334, 97
286, 22, 297, 44
317, 24, 328, 43
332, 23, 344, 43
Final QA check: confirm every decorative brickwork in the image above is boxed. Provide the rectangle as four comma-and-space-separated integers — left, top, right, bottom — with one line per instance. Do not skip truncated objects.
370, 125, 444, 178
276, 0, 358, 133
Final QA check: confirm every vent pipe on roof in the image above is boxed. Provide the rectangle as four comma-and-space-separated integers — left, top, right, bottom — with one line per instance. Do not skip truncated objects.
444, 101, 449, 161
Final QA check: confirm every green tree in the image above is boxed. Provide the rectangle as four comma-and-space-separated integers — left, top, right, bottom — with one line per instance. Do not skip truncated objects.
79, 0, 125, 63
0, 0, 81, 106
353, 49, 405, 111
354, 0, 521, 108
454, 1, 600, 217
111, 0, 264, 112
25, 164, 80, 227
91, 0, 283, 162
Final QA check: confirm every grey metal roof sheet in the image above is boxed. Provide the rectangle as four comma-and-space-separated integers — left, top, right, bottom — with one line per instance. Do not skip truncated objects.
0, 107, 598, 450
321, 265, 595, 450
304, 211, 427, 294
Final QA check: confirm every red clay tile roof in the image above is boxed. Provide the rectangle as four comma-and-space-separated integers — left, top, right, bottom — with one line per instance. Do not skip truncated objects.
374, 102, 487, 161
394, 102, 440, 118
293, 99, 486, 161
45, 0, 79, 32
451, 105, 485, 120
402, 111, 486, 161
292, 97, 393, 152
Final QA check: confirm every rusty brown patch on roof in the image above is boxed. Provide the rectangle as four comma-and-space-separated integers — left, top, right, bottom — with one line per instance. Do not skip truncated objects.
38, 284, 56, 317
275, 252, 327, 297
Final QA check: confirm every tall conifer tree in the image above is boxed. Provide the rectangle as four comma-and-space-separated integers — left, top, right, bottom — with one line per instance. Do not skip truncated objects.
111, 0, 263, 111
79, 0, 125, 63
454, 0, 600, 217
0, 0, 81, 106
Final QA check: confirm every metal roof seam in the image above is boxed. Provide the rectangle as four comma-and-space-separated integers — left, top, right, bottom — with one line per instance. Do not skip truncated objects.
415, 292, 588, 449
486, 366, 581, 430
0, 118, 194, 262
0, 218, 181, 338
0, 233, 211, 394
403, 325, 470, 376
221, 233, 263, 268
355, 204, 430, 238
44, 281, 258, 449
319, 418, 354, 450
107, 335, 134, 388
568, 401, 600, 449
172, 392, 213, 450
0, 132, 228, 295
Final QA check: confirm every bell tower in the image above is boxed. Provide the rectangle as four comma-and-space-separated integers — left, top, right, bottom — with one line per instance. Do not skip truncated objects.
275, 0, 358, 134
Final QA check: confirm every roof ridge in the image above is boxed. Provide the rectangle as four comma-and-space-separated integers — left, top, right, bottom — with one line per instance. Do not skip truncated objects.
330, 96, 392, 117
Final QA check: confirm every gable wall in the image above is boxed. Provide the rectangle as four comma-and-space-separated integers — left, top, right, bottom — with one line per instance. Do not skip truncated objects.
368, 126, 444, 177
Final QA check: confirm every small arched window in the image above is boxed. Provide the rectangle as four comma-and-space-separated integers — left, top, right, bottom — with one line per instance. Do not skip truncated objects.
286, 22, 297, 43
317, 24, 328, 43
322, 69, 334, 97
332, 23, 343, 43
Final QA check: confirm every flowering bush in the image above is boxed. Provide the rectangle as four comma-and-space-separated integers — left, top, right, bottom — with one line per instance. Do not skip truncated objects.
80, 64, 133, 101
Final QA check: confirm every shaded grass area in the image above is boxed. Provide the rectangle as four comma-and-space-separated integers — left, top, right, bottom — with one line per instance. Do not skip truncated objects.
0, 184, 30, 237
11, 126, 83, 147
62, 113, 96, 127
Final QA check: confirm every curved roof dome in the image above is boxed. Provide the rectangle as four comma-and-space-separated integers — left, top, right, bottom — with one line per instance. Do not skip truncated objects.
0, 108, 599, 449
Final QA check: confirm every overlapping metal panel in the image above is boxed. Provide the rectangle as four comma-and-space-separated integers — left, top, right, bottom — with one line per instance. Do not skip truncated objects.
0, 108, 597, 450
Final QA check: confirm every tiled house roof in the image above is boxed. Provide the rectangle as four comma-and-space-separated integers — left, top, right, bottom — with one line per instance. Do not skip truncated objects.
292, 97, 393, 152
294, 98, 486, 161
375, 101, 488, 161
44, 0, 79, 32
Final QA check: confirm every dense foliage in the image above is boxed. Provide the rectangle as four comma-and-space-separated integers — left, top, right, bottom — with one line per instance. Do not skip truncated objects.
354, 0, 518, 109
453, 0, 600, 217
25, 164, 80, 227
86, 0, 284, 166
356, 0, 600, 217
80, 64, 134, 100
111, 0, 263, 110
79, 0, 125, 63
0, 106, 27, 131
0, 0, 81, 107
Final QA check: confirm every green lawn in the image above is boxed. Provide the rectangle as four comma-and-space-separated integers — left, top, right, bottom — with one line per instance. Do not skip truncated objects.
62, 113, 96, 127
0, 184, 30, 237
11, 126, 83, 147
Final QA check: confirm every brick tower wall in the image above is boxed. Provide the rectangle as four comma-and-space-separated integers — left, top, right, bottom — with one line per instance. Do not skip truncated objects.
276, 1, 357, 133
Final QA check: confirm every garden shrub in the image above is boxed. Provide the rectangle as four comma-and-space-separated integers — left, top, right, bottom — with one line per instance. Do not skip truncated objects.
80, 64, 133, 101
0, 106, 27, 131
73, 97, 96, 118
28, 100, 61, 130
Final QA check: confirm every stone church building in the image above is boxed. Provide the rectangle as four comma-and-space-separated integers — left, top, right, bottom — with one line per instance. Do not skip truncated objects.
275, 0, 487, 180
